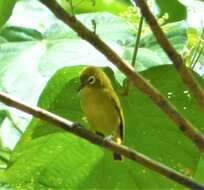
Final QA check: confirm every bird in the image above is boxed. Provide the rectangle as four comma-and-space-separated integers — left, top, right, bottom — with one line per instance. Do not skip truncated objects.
78, 66, 124, 161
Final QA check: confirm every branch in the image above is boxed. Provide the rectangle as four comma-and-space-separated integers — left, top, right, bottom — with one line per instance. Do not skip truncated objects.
38, 0, 204, 153
134, 0, 204, 112
0, 92, 204, 189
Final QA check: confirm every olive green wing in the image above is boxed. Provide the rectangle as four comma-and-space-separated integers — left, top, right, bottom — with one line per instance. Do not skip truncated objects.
104, 89, 125, 141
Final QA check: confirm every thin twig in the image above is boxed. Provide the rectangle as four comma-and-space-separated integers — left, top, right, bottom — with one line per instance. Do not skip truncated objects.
38, 0, 204, 153
131, 16, 143, 67
0, 92, 203, 189
122, 16, 143, 95
134, 0, 204, 113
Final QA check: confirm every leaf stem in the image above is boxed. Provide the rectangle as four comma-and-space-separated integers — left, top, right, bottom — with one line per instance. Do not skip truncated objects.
122, 15, 143, 95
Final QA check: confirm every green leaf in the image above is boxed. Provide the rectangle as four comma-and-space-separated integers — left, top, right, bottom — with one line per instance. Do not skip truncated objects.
0, 26, 43, 42
0, 149, 10, 166
0, 0, 16, 28
123, 47, 163, 72
60, 0, 130, 15
77, 13, 132, 43
124, 21, 187, 71
186, 27, 199, 48
2, 65, 204, 189
0, 110, 22, 150
155, 0, 187, 23
0, 110, 8, 125
140, 21, 187, 56
194, 157, 204, 184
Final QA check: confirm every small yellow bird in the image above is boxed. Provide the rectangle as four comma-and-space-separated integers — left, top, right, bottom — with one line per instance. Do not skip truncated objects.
78, 66, 124, 161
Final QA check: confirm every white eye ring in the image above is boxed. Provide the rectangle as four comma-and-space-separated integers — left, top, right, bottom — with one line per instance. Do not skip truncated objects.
88, 75, 96, 84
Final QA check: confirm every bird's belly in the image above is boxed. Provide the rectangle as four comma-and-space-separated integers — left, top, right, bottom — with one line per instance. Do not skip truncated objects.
81, 88, 120, 136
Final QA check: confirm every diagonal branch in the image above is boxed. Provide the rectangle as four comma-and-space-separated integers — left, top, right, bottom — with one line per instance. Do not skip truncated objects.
0, 92, 204, 189
37, 0, 204, 153
134, 0, 204, 112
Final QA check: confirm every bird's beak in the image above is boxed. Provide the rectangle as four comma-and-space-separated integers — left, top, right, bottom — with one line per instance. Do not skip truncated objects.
77, 81, 88, 92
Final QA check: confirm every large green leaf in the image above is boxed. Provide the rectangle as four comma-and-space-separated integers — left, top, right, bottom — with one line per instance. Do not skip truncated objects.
0, 0, 16, 28
155, 0, 187, 23
2, 65, 204, 189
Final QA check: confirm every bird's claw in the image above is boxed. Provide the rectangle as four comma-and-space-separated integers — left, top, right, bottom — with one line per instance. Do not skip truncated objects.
104, 135, 113, 142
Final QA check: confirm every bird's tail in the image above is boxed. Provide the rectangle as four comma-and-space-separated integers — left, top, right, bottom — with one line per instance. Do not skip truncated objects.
113, 152, 122, 161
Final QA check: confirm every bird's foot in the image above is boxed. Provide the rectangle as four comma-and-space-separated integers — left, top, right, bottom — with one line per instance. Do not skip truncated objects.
104, 135, 113, 142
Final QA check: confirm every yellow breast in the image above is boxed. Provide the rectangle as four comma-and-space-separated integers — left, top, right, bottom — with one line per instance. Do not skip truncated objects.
80, 87, 120, 136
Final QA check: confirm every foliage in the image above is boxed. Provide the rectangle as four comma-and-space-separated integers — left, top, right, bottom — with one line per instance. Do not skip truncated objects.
1, 65, 204, 189
156, 0, 187, 23
0, 0, 16, 28
185, 28, 204, 69
122, 21, 187, 73
60, 0, 131, 15
0, 0, 204, 189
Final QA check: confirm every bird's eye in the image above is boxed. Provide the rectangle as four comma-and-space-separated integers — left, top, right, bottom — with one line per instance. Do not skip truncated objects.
88, 76, 96, 84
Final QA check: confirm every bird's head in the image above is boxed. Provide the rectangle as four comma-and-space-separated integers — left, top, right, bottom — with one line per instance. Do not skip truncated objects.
78, 66, 107, 92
